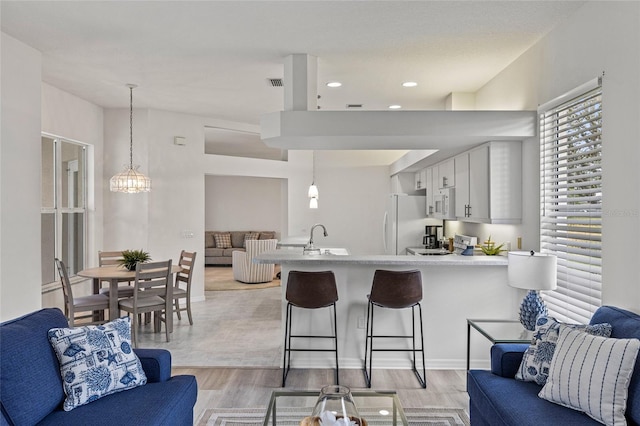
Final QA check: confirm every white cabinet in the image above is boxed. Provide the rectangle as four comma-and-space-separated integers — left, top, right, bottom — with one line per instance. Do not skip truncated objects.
438, 159, 455, 189
454, 141, 521, 224
455, 146, 489, 221
414, 169, 427, 191
425, 167, 434, 216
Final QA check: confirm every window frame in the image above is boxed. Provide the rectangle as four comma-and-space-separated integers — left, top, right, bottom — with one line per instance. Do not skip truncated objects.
538, 77, 603, 324
41, 134, 89, 285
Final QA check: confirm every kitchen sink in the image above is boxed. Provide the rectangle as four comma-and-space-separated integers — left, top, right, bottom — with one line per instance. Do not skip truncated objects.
418, 248, 451, 255
302, 248, 349, 256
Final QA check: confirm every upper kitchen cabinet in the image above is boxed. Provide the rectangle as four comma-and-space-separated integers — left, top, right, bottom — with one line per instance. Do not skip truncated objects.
438, 159, 455, 189
454, 141, 522, 224
414, 168, 427, 191
425, 167, 434, 216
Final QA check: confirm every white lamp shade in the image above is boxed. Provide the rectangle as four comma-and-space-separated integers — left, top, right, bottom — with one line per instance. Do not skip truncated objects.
507, 251, 557, 291
308, 184, 319, 199
309, 197, 318, 209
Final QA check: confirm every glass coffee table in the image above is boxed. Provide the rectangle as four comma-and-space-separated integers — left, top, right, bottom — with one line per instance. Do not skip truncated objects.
263, 390, 408, 425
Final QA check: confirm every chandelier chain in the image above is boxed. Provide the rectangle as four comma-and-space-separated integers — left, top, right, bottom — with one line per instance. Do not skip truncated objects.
129, 85, 134, 169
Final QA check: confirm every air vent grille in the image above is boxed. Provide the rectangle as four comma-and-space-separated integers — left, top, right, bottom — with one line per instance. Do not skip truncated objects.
346, 104, 363, 109
268, 78, 283, 87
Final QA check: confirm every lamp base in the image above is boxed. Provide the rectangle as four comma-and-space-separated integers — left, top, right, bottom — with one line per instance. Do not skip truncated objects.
519, 290, 548, 331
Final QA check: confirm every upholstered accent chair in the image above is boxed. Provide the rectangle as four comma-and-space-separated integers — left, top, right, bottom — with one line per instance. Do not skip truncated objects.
232, 239, 278, 284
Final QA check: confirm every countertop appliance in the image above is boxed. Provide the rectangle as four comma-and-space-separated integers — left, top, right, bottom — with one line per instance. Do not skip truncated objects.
453, 234, 478, 255
383, 194, 426, 255
423, 225, 443, 249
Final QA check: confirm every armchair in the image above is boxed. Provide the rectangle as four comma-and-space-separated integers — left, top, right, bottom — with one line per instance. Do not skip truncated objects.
232, 238, 278, 283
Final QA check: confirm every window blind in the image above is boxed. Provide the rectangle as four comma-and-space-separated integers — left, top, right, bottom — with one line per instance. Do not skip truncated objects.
539, 79, 602, 324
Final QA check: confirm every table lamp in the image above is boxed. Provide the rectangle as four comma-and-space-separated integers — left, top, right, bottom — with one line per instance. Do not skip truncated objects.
507, 251, 557, 331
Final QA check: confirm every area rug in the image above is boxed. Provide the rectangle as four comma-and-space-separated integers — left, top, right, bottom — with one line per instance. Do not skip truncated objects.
205, 267, 281, 291
198, 406, 470, 425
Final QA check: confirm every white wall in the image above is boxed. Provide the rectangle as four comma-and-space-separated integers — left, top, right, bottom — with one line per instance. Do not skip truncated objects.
103, 108, 151, 250
205, 175, 283, 233
473, 2, 640, 311
0, 33, 43, 321
308, 156, 391, 254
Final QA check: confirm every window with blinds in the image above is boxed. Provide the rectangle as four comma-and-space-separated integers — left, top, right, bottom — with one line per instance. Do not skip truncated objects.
539, 79, 602, 324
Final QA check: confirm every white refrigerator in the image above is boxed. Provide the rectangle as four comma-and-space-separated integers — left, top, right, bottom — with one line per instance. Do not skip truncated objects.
383, 194, 427, 255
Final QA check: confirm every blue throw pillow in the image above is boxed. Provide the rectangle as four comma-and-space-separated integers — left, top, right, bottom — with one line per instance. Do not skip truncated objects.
48, 317, 147, 411
515, 316, 612, 385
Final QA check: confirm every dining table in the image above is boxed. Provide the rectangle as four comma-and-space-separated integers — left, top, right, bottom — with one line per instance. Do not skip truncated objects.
77, 264, 182, 333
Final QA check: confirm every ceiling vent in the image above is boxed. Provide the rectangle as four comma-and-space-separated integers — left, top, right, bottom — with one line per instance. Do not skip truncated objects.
346, 104, 363, 109
268, 78, 283, 87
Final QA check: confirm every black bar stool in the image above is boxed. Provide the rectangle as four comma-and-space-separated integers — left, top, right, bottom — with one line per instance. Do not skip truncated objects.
282, 270, 339, 387
363, 269, 426, 388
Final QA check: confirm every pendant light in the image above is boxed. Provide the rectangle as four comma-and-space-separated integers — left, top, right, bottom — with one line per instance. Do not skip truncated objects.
109, 84, 151, 193
308, 151, 318, 208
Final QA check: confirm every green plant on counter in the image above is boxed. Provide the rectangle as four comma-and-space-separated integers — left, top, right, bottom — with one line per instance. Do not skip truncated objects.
480, 236, 505, 256
119, 249, 151, 271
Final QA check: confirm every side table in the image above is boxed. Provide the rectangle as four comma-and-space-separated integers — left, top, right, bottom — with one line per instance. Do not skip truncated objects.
466, 319, 533, 370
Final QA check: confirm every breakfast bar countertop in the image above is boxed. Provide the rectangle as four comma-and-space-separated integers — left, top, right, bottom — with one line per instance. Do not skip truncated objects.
254, 248, 508, 266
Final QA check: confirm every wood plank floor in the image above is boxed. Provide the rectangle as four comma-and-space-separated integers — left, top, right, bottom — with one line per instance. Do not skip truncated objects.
175, 364, 469, 421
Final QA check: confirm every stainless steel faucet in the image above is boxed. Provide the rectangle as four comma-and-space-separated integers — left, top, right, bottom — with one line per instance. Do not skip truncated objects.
303, 223, 328, 255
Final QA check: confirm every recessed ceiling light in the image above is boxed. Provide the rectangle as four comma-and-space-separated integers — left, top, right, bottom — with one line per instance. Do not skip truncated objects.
388, 105, 402, 109
402, 81, 418, 87
326, 82, 342, 88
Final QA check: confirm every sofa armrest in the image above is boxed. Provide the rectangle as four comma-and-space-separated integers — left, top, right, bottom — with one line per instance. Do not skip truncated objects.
134, 348, 172, 383
490, 343, 529, 378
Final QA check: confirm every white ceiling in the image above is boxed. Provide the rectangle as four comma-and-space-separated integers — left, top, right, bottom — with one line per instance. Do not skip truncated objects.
2, 0, 585, 129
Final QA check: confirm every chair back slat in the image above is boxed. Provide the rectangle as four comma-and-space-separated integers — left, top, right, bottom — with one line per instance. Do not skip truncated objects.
176, 250, 196, 287
98, 250, 124, 266
134, 260, 172, 298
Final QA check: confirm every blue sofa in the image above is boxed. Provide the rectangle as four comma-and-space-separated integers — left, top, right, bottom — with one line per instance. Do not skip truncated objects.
0, 308, 198, 425
467, 306, 640, 425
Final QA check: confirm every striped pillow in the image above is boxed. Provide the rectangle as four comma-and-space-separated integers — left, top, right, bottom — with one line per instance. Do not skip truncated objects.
539, 325, 640, 426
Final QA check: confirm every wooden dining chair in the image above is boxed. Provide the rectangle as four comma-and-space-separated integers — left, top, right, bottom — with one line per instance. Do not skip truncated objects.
98, 250, 135, 299
167, 250, 196, 325
118, 260, 172, 348
55, 258, 110, 327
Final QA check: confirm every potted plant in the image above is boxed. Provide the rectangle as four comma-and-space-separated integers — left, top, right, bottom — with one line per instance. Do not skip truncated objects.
119, 249, 151, 271
480, 236, 505, 256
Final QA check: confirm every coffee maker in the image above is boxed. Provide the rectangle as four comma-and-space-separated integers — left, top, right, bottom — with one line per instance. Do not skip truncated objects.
423, 225, 443, 249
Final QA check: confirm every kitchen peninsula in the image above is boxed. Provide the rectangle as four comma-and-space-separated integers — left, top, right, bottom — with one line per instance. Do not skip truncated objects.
255, 248, 522, 371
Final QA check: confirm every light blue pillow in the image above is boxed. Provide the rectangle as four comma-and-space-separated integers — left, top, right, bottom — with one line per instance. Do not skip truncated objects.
48, 317, 147, 411
515, 316, 612, 385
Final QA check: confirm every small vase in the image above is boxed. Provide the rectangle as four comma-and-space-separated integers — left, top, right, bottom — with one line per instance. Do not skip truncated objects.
303, 385, 366, 426
519, 290, 548, 331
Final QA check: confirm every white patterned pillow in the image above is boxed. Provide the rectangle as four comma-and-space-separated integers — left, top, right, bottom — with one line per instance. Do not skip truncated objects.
48, 317, 147, 411
539, 325, 640, 426
515, 316, 612, 385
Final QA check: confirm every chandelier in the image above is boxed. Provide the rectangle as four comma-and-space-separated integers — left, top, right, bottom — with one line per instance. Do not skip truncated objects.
109, 84, 151, 193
